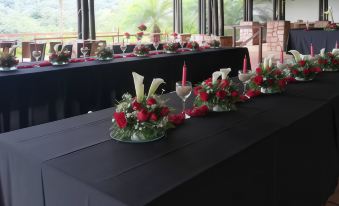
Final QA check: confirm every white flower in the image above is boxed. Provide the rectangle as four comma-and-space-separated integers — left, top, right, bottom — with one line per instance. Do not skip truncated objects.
132, 72, 145, 103
219, 68, 231, 79
147, 78, 165, 98
320, 48, 326, 57
289, 50, 301, 62
212, 71, 222, 84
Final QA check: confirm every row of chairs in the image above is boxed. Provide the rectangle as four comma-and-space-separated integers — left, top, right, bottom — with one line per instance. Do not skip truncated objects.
0, 40, 107, 62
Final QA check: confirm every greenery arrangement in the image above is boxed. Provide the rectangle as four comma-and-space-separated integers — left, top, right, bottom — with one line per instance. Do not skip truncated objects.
187, 41, 200, 51
163, 42, 179, 53
133, 44, 150, 56
208, 39, 221, 48
96, 47, 114, 60
0, 51, 18, 69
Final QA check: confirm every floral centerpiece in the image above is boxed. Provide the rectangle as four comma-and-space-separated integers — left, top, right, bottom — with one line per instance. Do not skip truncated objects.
248, 57, 289, 94
193, 68, 243, 112
163, 42, 179, 53
124, 32, 131, 39
317, 48, 339, 72
288, 50, 321, 81
110, 72, 176, 142
133, 44, 150, 56
208, 39, 221, 48
136, 24, 147, 42
49, 44, 71, 65
0, 46, 19, 71
96, 46, 113, 61
187, 41, 200, 51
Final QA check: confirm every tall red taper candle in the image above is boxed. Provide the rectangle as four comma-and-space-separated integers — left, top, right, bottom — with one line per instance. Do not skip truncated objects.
336, 41, 338, 49
182, 62, 187, 86
243, 55, 247, 73
310, 43, 314, 57
280, 48, 284, 64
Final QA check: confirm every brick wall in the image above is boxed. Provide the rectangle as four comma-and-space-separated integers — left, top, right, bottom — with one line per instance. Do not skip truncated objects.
239, 21, 260, 46
266, 21, 290, 51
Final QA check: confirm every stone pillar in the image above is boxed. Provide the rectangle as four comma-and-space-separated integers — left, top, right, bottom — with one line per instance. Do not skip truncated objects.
239, 21, 260, 46
266, 20, 290, 51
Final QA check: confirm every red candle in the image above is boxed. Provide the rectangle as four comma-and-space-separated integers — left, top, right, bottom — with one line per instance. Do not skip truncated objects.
243, 55, 247, 73
336, 41, 338, 49
280, 48, 284, 64
310, 43, 314, 57
182, 62, 187, 86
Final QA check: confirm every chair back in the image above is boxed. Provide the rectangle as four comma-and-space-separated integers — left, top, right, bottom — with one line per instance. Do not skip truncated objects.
0, 41, 16, 55
90, 40, 107, 56
49, 41, 62, 53
29, 43, 47, 61
76, 41, 93, 58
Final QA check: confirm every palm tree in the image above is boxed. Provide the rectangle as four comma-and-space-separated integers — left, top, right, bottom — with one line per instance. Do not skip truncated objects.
120, 0, 173, 33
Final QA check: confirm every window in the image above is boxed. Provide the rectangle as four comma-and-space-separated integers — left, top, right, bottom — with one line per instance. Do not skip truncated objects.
182, 0, 199, 33
253, 0, 273, 23
285, 0, 319, 22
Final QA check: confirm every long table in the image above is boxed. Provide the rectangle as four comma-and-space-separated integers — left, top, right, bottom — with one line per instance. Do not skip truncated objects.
287, 29, 339, 54
0, 72, 338, 206
0, 48, 250, 133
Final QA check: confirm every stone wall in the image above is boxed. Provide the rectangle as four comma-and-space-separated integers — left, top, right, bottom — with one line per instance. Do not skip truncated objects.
266, 21, 290, 51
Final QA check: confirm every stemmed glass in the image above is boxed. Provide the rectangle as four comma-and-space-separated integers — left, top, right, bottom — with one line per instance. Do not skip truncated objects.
80, 46, 89, 62
238, 70, 253, 97
32, 50, 41, 67
153, 40, 160, 53
176, 81, 192, 119
120, 42, 127, 57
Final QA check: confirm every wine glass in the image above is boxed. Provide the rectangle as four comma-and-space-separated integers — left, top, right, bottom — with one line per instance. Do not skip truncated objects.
153, 40, 160, 53
176, 81, 192, 119
120, 43, 127, 57
238, 70, 253, 96
80, 46, 89, 62
32, 50, 41, 67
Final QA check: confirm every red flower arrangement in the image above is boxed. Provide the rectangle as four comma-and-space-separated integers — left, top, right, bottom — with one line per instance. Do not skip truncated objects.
163, 42, 179, 53
133, 44, 150, 56
187, 41, 200, 51
49, 44, 71, 65
317, 48, 339, 72
194, 69, 244, 112
289, 50, 321, 81
324, 23, 338, 31
110, 72, 178, 142
124, 32, 131, 39
248, 57, 289, 94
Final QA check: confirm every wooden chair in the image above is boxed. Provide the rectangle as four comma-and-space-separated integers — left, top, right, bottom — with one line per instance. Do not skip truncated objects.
0, 41, 16, 55
49, 41, 62, 53
29, 43, 47, 62
74, 41, 93, 58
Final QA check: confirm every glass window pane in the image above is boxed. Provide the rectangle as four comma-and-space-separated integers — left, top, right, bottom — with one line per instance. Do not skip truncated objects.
285, 0, 319, 22
253, 0, 273, 23
183, 0, 199, 33
328, 0, 339, 22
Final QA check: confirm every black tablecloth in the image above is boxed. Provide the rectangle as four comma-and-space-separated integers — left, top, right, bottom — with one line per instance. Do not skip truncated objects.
287, 29, 339, 54
0, 73, 339, 206
0, 48, 250, 133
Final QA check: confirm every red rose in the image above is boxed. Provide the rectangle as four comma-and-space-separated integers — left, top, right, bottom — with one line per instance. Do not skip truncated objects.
138, 24, 147, 31
286, 77, 296, 83
124, 32, 131, 38
199, 91, 209, 101
186, 105, 209, 117
136, 32, 144, 37
253, 75, 263, 86
137, 109, 149, 122
292, 69, 298, 75
132, 101, 142, 111
239, 95, 249, 101
113, 112, 127, 129
256, 67, 263, 74
246, 89, 261, 98
298, 60, 306, 67
328, 52, 334, 57
267, 79, 274, 86
278, 79, 287, 88
216, 90, 227, 99
160, 107, 170, 116
311, 67, 321, 73
169, 113, 185, 125
274, 70, 282, 76
220, 79, 230, 88
231, 91, 239, 97
172, 32, 178, 37
204, 78, 212, 84
303, 69, 310, 75
149, 113, 158, 122
194, 86, 202, 96
146, 98, 157, 106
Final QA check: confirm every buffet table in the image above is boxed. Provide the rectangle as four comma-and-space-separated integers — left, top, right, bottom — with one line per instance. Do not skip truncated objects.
0, 48, 250, 133
287, 29, 339, 54
0, 72, 338, 206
